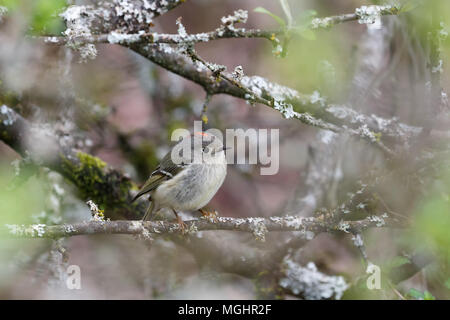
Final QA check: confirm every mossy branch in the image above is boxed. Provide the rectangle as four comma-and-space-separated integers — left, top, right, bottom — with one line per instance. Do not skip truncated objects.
0, 105, 145, 220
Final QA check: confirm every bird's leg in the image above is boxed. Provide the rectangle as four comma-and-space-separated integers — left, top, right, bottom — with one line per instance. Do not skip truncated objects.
172, 209, 187, 234
199, 206, 218, 222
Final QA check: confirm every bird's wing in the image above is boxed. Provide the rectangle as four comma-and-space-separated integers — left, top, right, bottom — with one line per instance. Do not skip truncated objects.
131, 151, 186, 202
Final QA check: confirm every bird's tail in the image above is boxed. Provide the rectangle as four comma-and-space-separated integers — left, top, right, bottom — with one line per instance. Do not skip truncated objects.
131, 190, 148, 203
142, 200, 155, 221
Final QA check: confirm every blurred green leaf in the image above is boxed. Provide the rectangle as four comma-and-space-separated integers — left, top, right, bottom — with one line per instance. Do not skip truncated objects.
445, 278, 450, 290
294, 27, 316, 41
399, 0, 422, 13
0, 0, 18, 10
296, 9, 317, 26
423, 290, 436, 300
406, 288, 424, 299
31, 0, 66, 34
415, 196, 450, 250
0, 167, 47, 233
387, 256, 410, 269
1, 0, 66, 34
254, 7, 286, 28
406, 288, 436, 300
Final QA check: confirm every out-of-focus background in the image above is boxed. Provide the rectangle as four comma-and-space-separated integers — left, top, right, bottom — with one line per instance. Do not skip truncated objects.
0, 0, 449, 299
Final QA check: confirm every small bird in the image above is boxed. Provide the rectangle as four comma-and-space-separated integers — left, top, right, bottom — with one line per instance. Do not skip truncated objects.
132, 132, 228, 227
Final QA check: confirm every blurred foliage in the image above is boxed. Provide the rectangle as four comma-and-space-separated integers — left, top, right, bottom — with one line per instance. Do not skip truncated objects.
403, 0, 450, 59
0, 161, 47, 226
275, 28, 348, 98
410, 166, 450, 271
254, 7, 286, 28
406, 288, 436, 300
1, 0, 66, 34
344, 160, 450, 300
0, 162, 49, 288
270, 0, 450, 100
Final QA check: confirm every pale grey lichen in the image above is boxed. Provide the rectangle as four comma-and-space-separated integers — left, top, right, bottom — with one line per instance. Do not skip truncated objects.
310, 17, 334, 29
355, 124, 378, 142
368, 215, 386, 227
241, 76, 298, 101
319, 130, 337, 144
300, 193, 317, 208
355, 5, 393, 26
432, 59, 443, 74
279, 258, 348, 299
130, 220, 154, 240
439, 22, 448, 40
351, 233, 364, 247
176, 17, 187, 37
130, 220, 143, 231
239, 77, 332, 128
248, 217, 268, 241
141, 227, 153, 240
441, 91, 448, 107
44, 36, 60, 44
328, 106, 386, 139
87, 200, 106, 222
60, 5, 98, 62
10, 159, 21, 176
63, 224, 75, 233
1, 104, 17, 126
310, 90, 326, 106
232, 65, 244, 81
356, 202, 367, 210
157, 43, 175, 55
53, 183, 65, 197
305, 230, 315, 240
114, 0, 153, 26
337, 221, 350, 233
107, 30, 145, 44
6, 224, 46, 237
0, 6, 7, 23
187, 221, 199, 234
270, 215, 305, 230
221, 9, 248, 30
199, 60, 226, 78
274, 100, 295, 119
78, 44, 97, 61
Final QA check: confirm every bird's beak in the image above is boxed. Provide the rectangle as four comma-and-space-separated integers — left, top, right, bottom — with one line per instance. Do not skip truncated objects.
223, 146, 231, 151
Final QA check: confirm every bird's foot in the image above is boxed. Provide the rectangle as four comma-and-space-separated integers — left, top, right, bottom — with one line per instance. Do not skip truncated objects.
176, 215, 188, 234
199, 207, 219, 223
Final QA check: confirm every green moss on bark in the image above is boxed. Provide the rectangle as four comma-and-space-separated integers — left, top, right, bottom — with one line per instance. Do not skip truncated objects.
59, 151, 143, 219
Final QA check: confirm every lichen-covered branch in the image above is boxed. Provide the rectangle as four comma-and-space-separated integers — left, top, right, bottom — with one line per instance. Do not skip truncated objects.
41, 27, 279, 46
2, 214, 402, 240
40, 4, 401, 46
33, 2, 438, 154
311, 5, 399, 29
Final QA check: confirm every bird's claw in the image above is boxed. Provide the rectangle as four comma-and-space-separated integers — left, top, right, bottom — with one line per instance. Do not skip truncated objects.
176, 215, 188, 234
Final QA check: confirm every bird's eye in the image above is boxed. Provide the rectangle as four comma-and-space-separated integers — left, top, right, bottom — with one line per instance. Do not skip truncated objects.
203, 147, 209, 153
